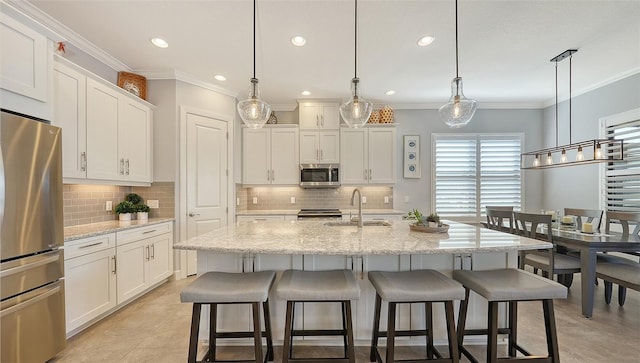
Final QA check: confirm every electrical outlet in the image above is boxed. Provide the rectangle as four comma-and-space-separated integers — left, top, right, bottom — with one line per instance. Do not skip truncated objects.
290, 197, 296, 204
252, 197, 258, 205
236, 197, 240, 206
362, 196, 367, 204
148, 200, 159, 209
384, 196, 389, 204
404, 196, 409, 203
105, 200, 112, 211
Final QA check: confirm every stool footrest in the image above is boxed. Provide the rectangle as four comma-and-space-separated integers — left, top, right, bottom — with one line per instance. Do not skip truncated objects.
463, 327, 512, 336
285, 359, 352, 363
290, 329, 347, 337
373, 347, 452, 363
374, 329, 433, 338
213, 331, 269, 339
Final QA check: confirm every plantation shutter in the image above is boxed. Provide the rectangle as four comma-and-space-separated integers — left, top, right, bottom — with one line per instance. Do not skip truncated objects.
433, 134, 522, 217
604, 116, 640, 212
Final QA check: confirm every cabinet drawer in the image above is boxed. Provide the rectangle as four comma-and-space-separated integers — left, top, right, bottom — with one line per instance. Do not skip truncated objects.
65, 234, 115, 260
116, 223, 172, 246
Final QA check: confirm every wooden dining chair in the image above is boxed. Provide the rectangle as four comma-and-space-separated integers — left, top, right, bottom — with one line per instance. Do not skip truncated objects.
564, 208, 604, 231
486, 208, 514, 233
514, 212, 581, 288
485, 205, 514, 211
598, 211, 640, 305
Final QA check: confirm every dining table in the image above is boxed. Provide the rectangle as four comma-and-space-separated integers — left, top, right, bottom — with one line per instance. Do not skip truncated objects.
548, 227, 640, 318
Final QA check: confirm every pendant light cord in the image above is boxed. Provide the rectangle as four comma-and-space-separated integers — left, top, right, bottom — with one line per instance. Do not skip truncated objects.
455, 0, 459, 78
354, 0, 358, 78
253, 0, 256, 79
569, 55, 572, 144
555, 61, 558, 148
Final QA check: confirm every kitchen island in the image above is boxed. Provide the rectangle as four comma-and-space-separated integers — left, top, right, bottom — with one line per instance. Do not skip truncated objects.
174, 219, 551, 346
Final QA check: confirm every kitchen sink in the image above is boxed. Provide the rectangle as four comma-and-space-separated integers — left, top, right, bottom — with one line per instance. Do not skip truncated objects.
324, 220, 392, 227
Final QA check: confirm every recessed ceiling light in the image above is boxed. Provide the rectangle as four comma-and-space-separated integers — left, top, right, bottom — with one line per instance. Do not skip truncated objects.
385, 90, 396, 96
291, 36, 306, 47
301, 90, 311, 96
417, 35, 435, 47
214, 74, 227, 81
151, 37, 169, 48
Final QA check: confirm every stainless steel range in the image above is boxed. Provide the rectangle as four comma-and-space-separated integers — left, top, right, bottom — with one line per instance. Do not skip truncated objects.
297, 209, 343, 219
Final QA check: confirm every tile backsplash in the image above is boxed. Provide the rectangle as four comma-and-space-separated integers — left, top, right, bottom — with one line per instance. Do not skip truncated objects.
236, 186, 393, 211
63, 182, 175, 227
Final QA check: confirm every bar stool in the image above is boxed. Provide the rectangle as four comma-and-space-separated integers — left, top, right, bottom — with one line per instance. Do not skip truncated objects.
274, 269, 360, 363
180, 271, 276, 363
368, 270, 464, 363
453, 268, 567, 363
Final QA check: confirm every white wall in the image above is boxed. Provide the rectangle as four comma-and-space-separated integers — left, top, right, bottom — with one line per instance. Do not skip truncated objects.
542, 73, 640, 212
147, 79, 177, 182
392, 108, 544, 216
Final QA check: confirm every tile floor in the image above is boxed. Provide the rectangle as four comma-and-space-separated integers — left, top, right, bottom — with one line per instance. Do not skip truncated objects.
51, 274, 639, 363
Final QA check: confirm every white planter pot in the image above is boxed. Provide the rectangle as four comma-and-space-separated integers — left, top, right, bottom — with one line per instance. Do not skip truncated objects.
118, 213, 132, 221
136, 212, 148, 221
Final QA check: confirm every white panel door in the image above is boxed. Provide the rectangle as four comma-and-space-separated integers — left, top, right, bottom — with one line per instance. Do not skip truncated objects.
319, 131, 340, 163
270, 128, 299, 184
53, 61, 86, 179
119, 99, 151, 182
64, 247, 116, 334
369, 128, 396, 183
116, 239, 147, 304
340, 129, 367, 184
299, 131, 320, 163
186, 111, 229, 276
86, 78, 119, 181
242, 128, 270, 184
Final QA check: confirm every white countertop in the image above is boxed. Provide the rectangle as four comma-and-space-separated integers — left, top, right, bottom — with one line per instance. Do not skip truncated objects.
174, 219, 551, 255
64, 218, 175, 242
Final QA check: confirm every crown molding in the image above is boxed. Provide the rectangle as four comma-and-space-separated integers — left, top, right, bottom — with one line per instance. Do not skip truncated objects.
381, 102, 544, 110
139, 69, 239, 98
5, 0, 132, 72
270, 104, 298, 112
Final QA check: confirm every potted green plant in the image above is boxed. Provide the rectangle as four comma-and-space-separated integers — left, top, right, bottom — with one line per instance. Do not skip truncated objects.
114, 201, 135, 221
125, 193, 143, 205
407, 209, 427, 226
426, 213, 441, 227
135, 203, 150, 220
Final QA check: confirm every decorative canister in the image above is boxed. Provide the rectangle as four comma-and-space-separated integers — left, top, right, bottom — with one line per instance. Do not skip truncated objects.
379, 106, 394, 123
368, 110, 380, 124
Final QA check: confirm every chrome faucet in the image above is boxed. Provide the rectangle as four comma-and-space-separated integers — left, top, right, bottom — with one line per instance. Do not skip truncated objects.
350, 188, 364, 228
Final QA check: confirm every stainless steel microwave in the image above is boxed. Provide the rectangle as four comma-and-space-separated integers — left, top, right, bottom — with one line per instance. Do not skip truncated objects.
300, 164, 340, 188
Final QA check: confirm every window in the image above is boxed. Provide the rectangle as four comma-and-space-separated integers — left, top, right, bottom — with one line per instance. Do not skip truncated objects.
602, 109, 640, 213
432, 134, 523, 217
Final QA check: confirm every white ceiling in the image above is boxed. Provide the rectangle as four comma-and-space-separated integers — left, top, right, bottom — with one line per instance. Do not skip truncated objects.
21, 0, 640, 109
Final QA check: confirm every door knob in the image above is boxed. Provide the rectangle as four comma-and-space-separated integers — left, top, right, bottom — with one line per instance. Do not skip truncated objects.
189, 213, 200, 217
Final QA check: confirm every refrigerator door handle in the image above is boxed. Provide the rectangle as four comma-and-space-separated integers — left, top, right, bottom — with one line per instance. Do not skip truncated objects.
0, 251, 60, 278
0, 282, 62, 317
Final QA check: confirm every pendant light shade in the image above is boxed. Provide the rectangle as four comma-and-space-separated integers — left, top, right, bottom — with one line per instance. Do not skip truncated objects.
439, 0, 476, 128
237, 0, 271, 129
340, 0, 373, 128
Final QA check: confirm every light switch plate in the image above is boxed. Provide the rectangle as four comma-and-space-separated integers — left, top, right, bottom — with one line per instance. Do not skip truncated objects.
362, 196, 367, 204
148, 200, 159, 209
105, 201, 112, 211
290, 197, 296, 204
252, 197, 258, 204
384, 196, 389, 204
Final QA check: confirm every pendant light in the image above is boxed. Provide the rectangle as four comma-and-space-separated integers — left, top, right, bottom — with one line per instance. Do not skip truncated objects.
237, 0, 271, 129
339, 0, 373, 128
439, 0, 477, 128
520, 49, 624, 169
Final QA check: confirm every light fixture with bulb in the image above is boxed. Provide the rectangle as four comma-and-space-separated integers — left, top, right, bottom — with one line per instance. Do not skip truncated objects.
339, 0, 373, 128
439, 0, 477, 128
521, 49, 623, 169
236, 0, 271, 129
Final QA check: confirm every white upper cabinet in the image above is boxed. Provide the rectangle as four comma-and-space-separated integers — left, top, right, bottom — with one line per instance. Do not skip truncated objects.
243, 126, 299, 185
53, 61, 86, 179
53, 58, 153, 185
299, 102, 340, 129
299, 130, 340, 164
341, 126, 396, 184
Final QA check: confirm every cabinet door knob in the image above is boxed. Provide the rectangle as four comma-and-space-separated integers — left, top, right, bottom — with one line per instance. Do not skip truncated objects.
81, 152, 87, 171
120, 158, 125, 174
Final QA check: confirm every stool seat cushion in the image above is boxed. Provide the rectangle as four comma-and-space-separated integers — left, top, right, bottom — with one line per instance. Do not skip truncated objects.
180, 271, 276, 303
452, 268, 567, 301
368, 270, 464, 302
275, 269, 360, 301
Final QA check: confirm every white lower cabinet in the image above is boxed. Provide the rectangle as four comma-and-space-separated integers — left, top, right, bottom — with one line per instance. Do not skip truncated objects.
64, 222, 173, 336
64, 234, 117, 336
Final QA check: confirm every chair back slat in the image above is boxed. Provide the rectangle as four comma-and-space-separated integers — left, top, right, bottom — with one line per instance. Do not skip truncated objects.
564, 208, 604, 230
606, 211, 640, 236
485, 206, 514, 211
513, 212, 553, 242
486, 209, 514, 233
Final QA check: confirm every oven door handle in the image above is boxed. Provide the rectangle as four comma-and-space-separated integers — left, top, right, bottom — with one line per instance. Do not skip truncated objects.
0, 281, 62, 317
0, 250, 61, 278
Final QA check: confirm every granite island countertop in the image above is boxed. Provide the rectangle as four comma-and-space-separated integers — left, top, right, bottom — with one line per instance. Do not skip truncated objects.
64, 218, 175, 242
235, 209, 406, 217
174, 219, 551, 255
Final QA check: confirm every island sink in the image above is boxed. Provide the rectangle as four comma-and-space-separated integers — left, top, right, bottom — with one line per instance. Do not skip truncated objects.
324, 220, 392, 227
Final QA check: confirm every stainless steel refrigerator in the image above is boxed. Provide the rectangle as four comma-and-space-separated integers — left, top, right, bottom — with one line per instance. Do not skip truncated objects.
1, 110, 65, 362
